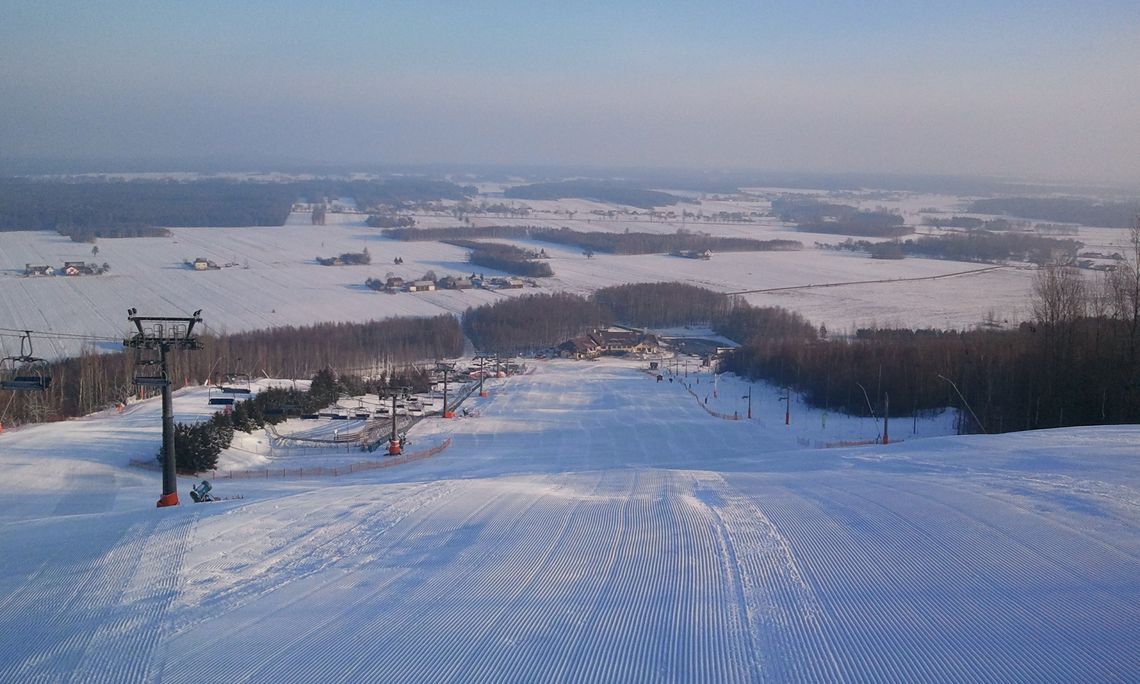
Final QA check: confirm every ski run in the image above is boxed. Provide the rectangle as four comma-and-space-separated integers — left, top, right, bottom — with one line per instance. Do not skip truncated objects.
2, 358, 1139, 682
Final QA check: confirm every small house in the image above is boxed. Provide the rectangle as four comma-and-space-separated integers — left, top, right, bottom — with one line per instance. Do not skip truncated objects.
438, 276, 475, 290
24, 264, 54, 277
406, 280, 436, 293
672, 249, 712, 260
192, 258, 220, 271
62, 261, 89, 276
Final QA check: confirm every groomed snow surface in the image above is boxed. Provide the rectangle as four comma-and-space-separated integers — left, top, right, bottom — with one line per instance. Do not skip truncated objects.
2, 358, 1139, 682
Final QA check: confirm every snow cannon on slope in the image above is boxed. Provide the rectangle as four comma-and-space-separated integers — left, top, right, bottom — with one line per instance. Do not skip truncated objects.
189, 480, 215, 503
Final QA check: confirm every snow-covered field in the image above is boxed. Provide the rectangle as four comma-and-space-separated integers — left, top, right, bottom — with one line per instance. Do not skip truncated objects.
3, 186, 1102, 358
2, 358, 1139, 682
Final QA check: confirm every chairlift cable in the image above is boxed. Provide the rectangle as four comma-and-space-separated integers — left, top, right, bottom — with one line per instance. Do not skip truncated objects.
0, 327, 123, 343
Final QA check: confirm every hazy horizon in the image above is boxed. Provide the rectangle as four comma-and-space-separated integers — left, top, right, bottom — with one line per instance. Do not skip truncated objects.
4, 2, 1139, 185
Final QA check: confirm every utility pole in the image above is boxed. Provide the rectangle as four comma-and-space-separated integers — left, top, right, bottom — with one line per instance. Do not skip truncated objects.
784, 385, 791, 425
378, 385, 410, 455
435, 362, 456, 418
746, 385, 753, 419
124, 308, 203, 507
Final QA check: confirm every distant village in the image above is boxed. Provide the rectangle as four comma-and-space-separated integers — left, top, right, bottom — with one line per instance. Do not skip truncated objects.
24, 261, 110, 277
364, 273, 534, 294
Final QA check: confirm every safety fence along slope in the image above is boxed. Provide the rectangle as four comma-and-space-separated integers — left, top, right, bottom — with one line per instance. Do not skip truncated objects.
129, 438, 453, 480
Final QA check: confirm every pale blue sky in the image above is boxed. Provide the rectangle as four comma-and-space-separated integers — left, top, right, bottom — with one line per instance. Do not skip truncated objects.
2, 1, 1138, 181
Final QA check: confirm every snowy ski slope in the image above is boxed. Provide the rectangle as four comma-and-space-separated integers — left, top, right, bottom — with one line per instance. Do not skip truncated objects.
1, 359, 1138, 682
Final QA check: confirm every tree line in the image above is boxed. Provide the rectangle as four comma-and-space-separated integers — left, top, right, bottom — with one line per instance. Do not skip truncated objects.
771, 197, 910, 238
385, 225, 801, 255
593, 282, 731, 327
462, 282, 812, 354
969, 197, 1140, 229
722, 314, 1140, 433
170, 364, 434, 472
1, 315, 464, 426
463, 293, 613, 352
444, 240, 554, 277
0, 177, 474, 235
727, 223, 1140, 432
823, 232, 1083, 264
537, 228, 801, 255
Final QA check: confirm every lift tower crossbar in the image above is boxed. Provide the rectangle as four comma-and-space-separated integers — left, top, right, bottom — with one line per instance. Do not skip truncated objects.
123, 308, 203, 508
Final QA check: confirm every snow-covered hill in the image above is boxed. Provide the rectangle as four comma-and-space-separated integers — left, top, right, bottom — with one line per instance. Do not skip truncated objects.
1, 359, 1137, 682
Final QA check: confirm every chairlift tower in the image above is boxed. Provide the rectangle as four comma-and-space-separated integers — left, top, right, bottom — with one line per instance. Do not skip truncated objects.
473, 352, 500, 397
377, 385, 410, 455
435, 362, 456, 418
474, 354, 490, 397
123, 308, 203, 507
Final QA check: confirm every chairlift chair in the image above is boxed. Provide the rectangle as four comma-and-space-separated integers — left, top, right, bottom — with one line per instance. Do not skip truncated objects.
221, 371, 252, 394
132, 346, 168, 387
0, 331, 52, 391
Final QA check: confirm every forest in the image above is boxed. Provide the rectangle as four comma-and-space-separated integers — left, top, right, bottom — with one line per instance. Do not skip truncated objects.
384, 225, 801, 255
536, 228, 801, 255
771, 197, 911, 238
0, 177, 473, 234
724, 244, 1140, 432
444, 240, 554, 277
462, 282, 809, 354
593, 283, 731, 327
825, 232, 1083, 264
969, 197, 1140, 228
463, 293, 613, 352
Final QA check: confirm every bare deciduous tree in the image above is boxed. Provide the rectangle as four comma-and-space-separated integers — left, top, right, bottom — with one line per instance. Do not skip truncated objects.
1108, 215, 1140, 362
1033, 263, 1086, 330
